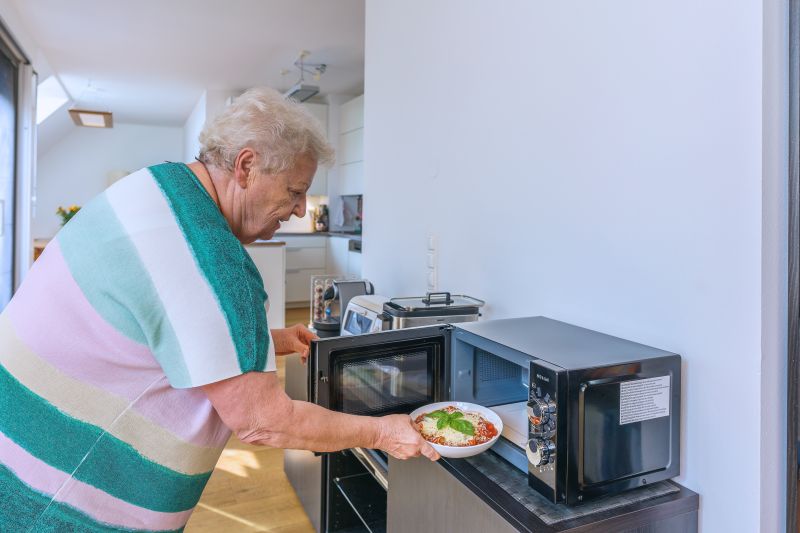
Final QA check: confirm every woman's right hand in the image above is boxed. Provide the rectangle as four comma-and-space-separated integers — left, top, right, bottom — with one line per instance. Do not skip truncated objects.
374, 414, 440, 461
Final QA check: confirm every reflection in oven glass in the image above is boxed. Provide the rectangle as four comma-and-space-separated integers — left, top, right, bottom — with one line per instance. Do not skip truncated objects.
340, 352, 430, 415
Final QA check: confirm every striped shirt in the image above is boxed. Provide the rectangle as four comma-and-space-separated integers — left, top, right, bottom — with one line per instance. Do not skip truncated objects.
0, 162, 274, 531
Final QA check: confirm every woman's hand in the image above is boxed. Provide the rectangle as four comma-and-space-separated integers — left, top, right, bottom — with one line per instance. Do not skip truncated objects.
374, 414, 440, 461
272, 324, 317, 362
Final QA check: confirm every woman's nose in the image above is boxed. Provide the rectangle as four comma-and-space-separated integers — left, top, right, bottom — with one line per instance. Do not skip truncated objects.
294, 200, 307, 218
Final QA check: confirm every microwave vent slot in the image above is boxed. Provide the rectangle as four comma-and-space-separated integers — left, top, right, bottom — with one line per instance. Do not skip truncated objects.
477, 349, 520, 382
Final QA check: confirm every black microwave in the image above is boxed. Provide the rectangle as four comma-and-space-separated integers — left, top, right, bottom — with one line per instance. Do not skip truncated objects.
307, 316, 681, 508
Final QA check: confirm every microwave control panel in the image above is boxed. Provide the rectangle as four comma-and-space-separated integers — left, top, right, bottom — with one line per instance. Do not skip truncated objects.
527, 361, 560, 498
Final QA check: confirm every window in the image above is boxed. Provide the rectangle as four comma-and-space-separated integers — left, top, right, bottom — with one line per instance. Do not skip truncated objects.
36, 75, 68, 124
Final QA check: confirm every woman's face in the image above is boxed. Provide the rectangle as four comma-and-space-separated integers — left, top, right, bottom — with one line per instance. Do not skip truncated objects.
231, 152, 317, 244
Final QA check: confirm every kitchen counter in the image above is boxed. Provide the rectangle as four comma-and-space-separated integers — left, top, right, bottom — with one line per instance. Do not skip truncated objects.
388, 454, 699, 532
275, 231, 362, 240
249, 239, 286, 246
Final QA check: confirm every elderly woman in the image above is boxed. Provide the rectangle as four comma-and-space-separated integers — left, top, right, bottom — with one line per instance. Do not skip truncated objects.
0, 87, 437, 532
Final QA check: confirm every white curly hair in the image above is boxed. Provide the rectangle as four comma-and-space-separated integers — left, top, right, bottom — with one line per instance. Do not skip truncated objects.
198, 87, 334, 174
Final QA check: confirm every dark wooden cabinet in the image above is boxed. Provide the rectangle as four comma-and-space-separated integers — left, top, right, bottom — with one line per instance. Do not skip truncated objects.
387, 456, 698, 533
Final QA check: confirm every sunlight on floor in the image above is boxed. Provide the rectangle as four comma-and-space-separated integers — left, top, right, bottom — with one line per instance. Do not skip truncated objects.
215, 448, 262, 478
195, 503, 270, 531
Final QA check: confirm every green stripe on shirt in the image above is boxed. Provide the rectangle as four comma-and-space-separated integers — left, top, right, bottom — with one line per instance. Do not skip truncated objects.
57, 193, 192, 387
0, 463, 183, 532
0, 363, 211, 513
148, 162, 269, 373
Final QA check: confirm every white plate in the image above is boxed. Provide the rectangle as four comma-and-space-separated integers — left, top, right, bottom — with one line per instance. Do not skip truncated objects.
409, 401, 503, 459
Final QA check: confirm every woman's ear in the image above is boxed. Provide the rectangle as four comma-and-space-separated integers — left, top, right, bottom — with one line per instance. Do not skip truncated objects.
233, 148, 255, 189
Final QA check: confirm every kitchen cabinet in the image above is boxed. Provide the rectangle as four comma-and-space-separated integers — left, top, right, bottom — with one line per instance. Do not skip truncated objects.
388, 457, 699, 533
347, 249, 362, 279
283, 235, 327, 305
244, 242, 286, 328
303, 102, 328, 197
340, 95, 364, 133
327, 235, 361, 279
338, 95, 364, 196
326, 235, 349, 276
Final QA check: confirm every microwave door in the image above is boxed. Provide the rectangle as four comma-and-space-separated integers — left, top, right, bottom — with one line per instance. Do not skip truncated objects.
308, 325, 451, 416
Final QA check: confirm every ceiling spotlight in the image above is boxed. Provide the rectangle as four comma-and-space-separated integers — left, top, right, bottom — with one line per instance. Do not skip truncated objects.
283, 50, 326, 102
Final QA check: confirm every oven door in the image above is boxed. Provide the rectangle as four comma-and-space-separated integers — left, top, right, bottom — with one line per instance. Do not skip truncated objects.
309, 325, 451, 416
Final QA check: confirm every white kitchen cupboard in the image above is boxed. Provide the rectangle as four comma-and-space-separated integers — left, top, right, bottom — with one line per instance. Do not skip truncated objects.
347, 250, 362, 279
340, 95, 364, 133
244, 243, 286, 329
303, 102, 328, 197
326, 236, 349, 276
283, 235, 327, 304
338, 95, 364, 196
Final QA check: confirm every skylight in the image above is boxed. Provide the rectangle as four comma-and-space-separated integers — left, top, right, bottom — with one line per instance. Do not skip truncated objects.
36, 76, 69, 124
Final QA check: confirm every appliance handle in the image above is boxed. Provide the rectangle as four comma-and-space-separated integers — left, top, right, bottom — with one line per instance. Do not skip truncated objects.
351, 447, 389, 490
423, 291, 453, 305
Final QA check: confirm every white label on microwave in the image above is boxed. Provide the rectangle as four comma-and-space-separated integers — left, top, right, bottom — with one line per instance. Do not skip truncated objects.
619, 376, 671, 425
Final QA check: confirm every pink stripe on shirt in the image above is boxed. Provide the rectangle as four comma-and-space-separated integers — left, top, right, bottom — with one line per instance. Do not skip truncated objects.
0, 431, 194, 531
6, 241, 228, 447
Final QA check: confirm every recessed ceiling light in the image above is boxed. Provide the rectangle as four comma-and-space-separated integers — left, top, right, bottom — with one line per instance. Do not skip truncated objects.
68, 109, 113, 128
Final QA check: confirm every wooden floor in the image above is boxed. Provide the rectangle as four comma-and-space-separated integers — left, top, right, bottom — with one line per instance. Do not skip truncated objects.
185, 308, 315, 533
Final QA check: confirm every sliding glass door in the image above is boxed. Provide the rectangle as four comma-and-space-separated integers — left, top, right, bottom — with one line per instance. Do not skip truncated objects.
0, 44, 16, 307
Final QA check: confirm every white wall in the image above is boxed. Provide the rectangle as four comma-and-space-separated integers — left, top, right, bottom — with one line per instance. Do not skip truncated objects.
365, 2, 780, 531
33, 123, 183, 238
183, 92, 206, 162
182, 89, 245, 163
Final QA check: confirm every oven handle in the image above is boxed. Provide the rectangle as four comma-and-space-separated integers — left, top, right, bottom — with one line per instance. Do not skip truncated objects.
351, 447, 389, 491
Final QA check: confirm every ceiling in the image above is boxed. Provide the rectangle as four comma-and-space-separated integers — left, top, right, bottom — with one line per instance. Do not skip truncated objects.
12, 0, 365, 126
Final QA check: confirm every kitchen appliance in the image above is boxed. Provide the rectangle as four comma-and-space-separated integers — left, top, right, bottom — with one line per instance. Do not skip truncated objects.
310, 278, 374, 338
340, 292, 484, 337
287, 291, 483, 532
303, 316, 680, 530
340, 295, 388, 336
382, 292, 484, 329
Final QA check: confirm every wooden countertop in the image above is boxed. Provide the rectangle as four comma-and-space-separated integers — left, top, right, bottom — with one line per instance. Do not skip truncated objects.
248, 240, 286, 247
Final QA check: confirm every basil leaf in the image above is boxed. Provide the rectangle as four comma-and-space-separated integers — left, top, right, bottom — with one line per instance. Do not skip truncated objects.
426, 411, 447, 420
450, 411, 464, 419
449, 419, 475, 436
437, 416, 447, 430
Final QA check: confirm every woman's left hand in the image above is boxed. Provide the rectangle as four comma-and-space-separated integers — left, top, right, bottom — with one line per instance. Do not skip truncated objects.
272, 324, 318, 362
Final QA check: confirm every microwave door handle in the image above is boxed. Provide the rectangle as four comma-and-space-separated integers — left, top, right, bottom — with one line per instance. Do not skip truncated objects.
307, 342, 316, 404
307, 343, 328, 458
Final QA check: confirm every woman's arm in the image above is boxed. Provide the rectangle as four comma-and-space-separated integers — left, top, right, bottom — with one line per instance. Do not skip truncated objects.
201, 371, 439, 460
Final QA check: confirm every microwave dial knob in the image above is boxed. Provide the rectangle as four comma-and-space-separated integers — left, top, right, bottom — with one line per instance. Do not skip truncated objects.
527, 398, 554, 425
526, 438, 555, 467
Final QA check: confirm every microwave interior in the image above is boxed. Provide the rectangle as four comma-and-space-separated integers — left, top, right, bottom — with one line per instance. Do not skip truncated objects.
450, 328, 532, 408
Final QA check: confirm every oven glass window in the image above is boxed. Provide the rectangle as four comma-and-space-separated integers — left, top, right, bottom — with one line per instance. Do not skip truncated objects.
344, 311, 373, 335
338, 351, 431, 415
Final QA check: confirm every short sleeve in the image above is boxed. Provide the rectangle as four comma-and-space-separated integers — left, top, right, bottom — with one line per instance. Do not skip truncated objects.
91, 163, 274, 388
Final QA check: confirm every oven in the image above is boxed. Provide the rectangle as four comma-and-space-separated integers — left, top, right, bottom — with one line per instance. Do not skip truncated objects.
308, 326, 449, 533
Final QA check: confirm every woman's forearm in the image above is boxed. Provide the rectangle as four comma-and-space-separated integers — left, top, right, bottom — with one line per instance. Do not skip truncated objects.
237, 399, 383, 452
205, 371, 382, 452
204, 371, 437, 460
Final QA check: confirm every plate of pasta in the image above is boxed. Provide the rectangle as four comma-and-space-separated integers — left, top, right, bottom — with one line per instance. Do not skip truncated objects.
409, 401, 503, 458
